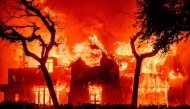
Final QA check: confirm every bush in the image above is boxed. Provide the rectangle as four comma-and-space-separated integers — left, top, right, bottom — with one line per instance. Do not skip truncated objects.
0, 100, 37, 109
1, 101, 190, 109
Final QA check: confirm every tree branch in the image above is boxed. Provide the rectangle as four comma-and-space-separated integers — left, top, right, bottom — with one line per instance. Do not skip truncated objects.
21, 0, 56, 62
139, 32, 188, 59
21, 0, 55, 33
130, 28, 144, 58
0, 20, 41, 62
9, 25, 38, 28
21, 38, 41, 62
141, 49, 159, 59
10, 14, 38, 18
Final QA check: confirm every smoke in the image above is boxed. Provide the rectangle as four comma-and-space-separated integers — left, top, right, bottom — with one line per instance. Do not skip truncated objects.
50, 0, 137, 52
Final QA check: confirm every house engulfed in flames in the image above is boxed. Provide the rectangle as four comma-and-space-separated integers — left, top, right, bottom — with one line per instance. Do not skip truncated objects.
0, 53, 122, 105
119, 54, 186, 105
0, 57, 71, 105
0, 35, 189, 105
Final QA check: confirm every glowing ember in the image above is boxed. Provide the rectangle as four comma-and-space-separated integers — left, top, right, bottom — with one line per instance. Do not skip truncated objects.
88, 85, 102, 104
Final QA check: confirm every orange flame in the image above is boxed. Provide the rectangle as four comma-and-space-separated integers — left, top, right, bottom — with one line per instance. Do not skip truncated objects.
114, 42, 133, 57
138, 73, 169, 105
88, 85, 102, 104
114, 41, 179, 105
72, 35, 116, 67
11, 6, 183, 104
169, 70, 183, 79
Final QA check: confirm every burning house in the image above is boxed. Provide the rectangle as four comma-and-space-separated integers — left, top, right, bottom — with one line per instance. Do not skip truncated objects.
0, 53, 122, 105
0, 35, 188, 106
119, 56, 186, 105
0, 35, 124, 105
0, 57, 70, 105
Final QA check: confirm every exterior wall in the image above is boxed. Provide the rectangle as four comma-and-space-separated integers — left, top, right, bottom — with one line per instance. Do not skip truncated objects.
119, 75, 133, 104
0, 57, 69, 104
69, 53, 122, 104
68, 58, 95, 104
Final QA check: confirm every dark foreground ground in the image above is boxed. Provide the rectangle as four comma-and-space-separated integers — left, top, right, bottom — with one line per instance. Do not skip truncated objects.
0, 101, 189, 109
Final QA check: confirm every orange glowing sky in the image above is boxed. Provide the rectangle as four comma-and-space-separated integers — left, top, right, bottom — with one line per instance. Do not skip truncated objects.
50, 0, 137, 49
1, 0, 190, 101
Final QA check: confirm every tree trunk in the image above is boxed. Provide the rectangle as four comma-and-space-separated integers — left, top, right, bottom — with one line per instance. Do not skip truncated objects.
131, 57, 143, 106
40, 62, 59, 109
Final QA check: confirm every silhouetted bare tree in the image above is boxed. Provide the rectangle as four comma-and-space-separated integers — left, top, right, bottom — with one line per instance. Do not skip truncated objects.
0, 0, 63, 108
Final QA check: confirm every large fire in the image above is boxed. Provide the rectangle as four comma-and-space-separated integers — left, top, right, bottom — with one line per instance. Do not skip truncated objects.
114, 41, 181, 105
72, 35, 103, 67
11, 0, 185, 105
14, 34, 184, 105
